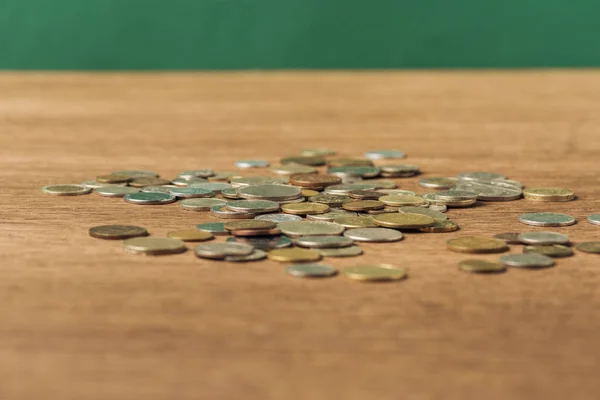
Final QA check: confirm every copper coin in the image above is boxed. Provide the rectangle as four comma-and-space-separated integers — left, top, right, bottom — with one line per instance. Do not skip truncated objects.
89, 225, 148, 240
348, 190, 383, 200
231, 228, 283, 237
289, 174, 342, 188
342, 200, 385, 211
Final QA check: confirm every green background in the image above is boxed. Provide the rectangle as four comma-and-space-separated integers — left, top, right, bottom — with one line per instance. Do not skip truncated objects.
1, 0, 600, 70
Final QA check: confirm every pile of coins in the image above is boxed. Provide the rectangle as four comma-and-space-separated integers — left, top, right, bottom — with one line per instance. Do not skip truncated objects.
41, 148, 600, 282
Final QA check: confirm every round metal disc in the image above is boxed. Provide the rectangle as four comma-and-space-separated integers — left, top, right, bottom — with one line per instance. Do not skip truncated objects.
518, 212, 576, 227
89, 225, 148, 240
236, 184, 302, 201
286, 264, 338, 278
226, 236, 292, 250
458, 260, 506, 273
225, 200, 280, 213
278, 221, 345, 237
517, 231, 570, 245
194, 242, 254, 259
343, 228, 403, 242
364, 150, 406, 160
41, 184, 92, 196
123, 237, 187, 256
344, 264, 407, 281
235, 160, 270, 168
180, 198, 227, 211
177, 170, 215, 179
575, 242, 600, 254
494, 232, 523, 244
169, 187, 215, 198
123, 192, 176, 205
457, 171, 506, 181
94, 186, 141, 197
141, 185, 179, 194
112, 170, 159, 178
210, 205, 257, 219
255, 213, 303, 223
318, 245, 363, 257
197, 222, 230, 236
587, 214, 600, 226
188, 182, 233, 193
225, 249, 268, 262
324, 184, 377, 195
500, 254, 555, 269
293, 236, 354, 249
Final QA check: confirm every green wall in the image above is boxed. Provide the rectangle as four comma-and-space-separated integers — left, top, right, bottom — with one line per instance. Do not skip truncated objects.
1, 0, 600, 70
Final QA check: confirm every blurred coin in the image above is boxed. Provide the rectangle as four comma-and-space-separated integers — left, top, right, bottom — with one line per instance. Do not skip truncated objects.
366, 179, 397, 189
342, 200, 385, 211
494, 232, 523, 244
399, 206, 447, 222
129, 177, 171, 188
81, 180, 127, 189
96, 174, 132, 184
309, 193, 352, 207
344, 264, 407, 281
457, 172, 506, 181
237, 184, 301, 201
41, 184, 91, 196
343, 228, 403, 242
380, 164, 420, 177
289, 174, 342, 189
454, 180, 522, 201
170, 187, 214, 199
518, 212, 576, 227
167, 229, 214, 242
301, 189, 320, 197
294, 236, 354, 249
419, 220, 460, 233
141, 185, 179, 194
112, 170, 159, 179
277, 197, 306, 205
195, 242, 254, 259
282, 203, 329, 215
575, 242, 600, 254
517, 231, 569, 245
500, 254, 555, 269
435, 190, 478, 201
271, 164, 318, 175
286, 264, 338, 278
429, 204, 447, 213
226, 200, 280, 213
123, 237, 186, 256
523, 187, 575, 202
180, 198, 227, 211
418, 177, 457, 189
378, 189, 417, 196
221, 188, 242, 199
307, 209, 357, 222
89, 225, 148, 240
235, 160, 269, 168
278, 221, 345, 237
230, 176, 288, 188
177, 169, 214, 179
328, 158, 374, 167
333, 216, 376, 228
327, 166, 380, 178
379, 195, 426, 206
365, 150, 406, 160
447, 237, 509, 253
255, 213, 302, 223
588, 214, 600, 226
458, 260, 506, 274
348, 190, 383, 200
268, 248, 322, 262
209, 171, 242, 182
227, 235, 292, 250
280, 155, 326, 166
224, 220, 277, 231
300, 148, 336, 157
210, 205, 256, 219
197, 222, 230, 236
325, 183, 377, 195
373, 213, 435, 229
123, 192, 176, 205
189, 182, 233, 193
171, 177, 208, 187
421, 193, 447, 205
318, 246, 363, 257
524, 244, 573, 258
95, 186, 140, 197
225, 249, 268, 262
443, 198, 478, 208
231, 228, 282, 237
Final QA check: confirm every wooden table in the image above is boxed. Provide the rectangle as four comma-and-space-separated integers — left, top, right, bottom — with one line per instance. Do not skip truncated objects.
2, 72, 600, 400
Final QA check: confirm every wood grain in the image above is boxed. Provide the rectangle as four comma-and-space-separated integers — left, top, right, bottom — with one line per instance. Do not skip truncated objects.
2, 71, 600, 400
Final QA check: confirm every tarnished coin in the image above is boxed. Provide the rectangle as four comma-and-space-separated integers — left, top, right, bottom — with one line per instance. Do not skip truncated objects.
372, 213, 435, 229
210, 205, 256, 219
41, 184, 92, 196
197, 222, 230, 236
435, 190, 478, 201
300, 148, 336, 157
348, 190, 383, 200
123, 237, 187, 256
230, 176, 289, 188
309, 194, 352, 207
286, 264, 338, 278
523, 187, 575, 202
167, 229, 214, 242
278, 221, 345, 237
500, 254, 555, 269
255, 213, 303, 223
524, 245, 573, 258
324, 184, 377, 195
447, 237, 509, 254
221, 188, 242, 199
227, 236, 292, 250
81, 180, 127, 189
365, 150, 406, 160
189, 182, 233, 193
333, 216, 376, 228
89, 225, 148, 240
517, 231, 570, 245
294, 236, 354, 249
277, 197, 307, 205
342, 200, 385, 211
493, 232, 523, 244
399, 206, 447, 222
208, 171, 241, 182
454, 180, 522, 201
378, 189, 417, 196
94, 186, 140, 197
328, 158, 374, 167
419, 220, 460, 233
328, 166, 380, 178
442, 198, 477, 208
458, 260, 506, 274
225, 249, 268, 262
113, 170, 159, 179
289, 174, 342, 188
575, 242, 600, 254
421, 193, 447, 205
428, 204, 447, 213
380, 164, 420, 177
301, 189, 320, 197
235, 160, 269, 168
270, 164, 318, 175
177, 169, 214, 179
318, 245, 363, 257
129, 177, 171, 188
280, 155, 326, 166
418, 177, 457, 189
236, 184, 302, 201
123, 192, 176, 205
343, 228, 403, 242
171, 177, 208, 187
96, 174, 132, 184
518, 212, 576, 227
457, 172, 506, 181
170, 187, 215, 198
180, 198, 227, 211
307, 210, 357, 222
282, 203, 329, 215
588, 214, 600, 226
379, 195, 426, 207
268, 248, 322, 262
194, 242, 254, 259
231, 228, 282, 237
344, 264, 407, 281
366, 179, 397, 189
224, 220, 277, 231
141, 185, 179, 194
226, 200, 280, 213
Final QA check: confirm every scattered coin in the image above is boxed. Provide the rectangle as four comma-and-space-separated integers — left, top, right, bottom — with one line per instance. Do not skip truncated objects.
364, 150, 406, 160
194, 242, 254, 259
268, 248, 322, 262
226, 200, 280, 213
587, 214, 600, 226
230, 176, 288, 187
419, 220, 460, 233
500, 253, 555, 269
94, 186, 141, 197
41, 184, 92, 196
141, 185, 179, 194
208, 171, 241, 181
379, 195, 426, 207
282, 203, 330, 215
255, 213, 303, 223
380, 164, 420, 177
333, 216, 376, 228
96, 174, 132, 184
231, 228, 282, 237
171, 177, 208, 187
286, 264, 338, 278
517, 231, 570, 245
210, 205, 257, 219
420, 193, 447, 205
318, 246, 363, 257
458, 260, 507, 274
300, 148, 336, 157
225, 249, 268, 262
324, 183, 377, 195
447, 237, 509, 254
189, 182, 233, 193
89, 225, 148, 240
123, 237, 187, 256
457, 172, 506, 181
278, 221, 345, 237
378, 189, 417, 196
524, 245, 574, 258
123, 192, 177, 205
301, 189, 320, 197
167, 229, 214, 242
418, 177, 457, 189
309, 194, 352, 207
523, 187, 575, 202
454, 180, 522, 201
344, 264, 407, 281
342, 200, 385, 211
81, 180, 127, 189
328, 166, 381, 178
575, 242, 600, 254
113, 170, 159, 179
494, 232, 523, 244
170, 187, 215, 199
399, 206, 447, 222
236, 184, 302, 201
180, 198, 227, 211
294, 236, 354, 248
224, 220, 277, 232
270, 164, 318, 175
307, 209, 358, 222
177, 169, 214, 179
221, 188, 242, 199
348, 190, 383, 200
518, 212, 576, 227
428, 204, 448, 213
289, 174, 342, 189
435, 190, 478, 201
235, 160, 270, 168
129, 177, 171, 188
280, 155, 326, 166
328, 158, 374, 167
197, 222, 230, 236
343, 228, 403, 242
372, 213, 435, 229
227, 236, 293, 250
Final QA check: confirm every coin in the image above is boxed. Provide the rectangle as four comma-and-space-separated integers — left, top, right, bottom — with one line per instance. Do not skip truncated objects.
123, 237, 187, 256
224, 220, 277, 231
327, 166, 381, 178
171, 177, 208, 187
309, 194, 352, 207
113, 170, 159, 179
517, 231, 570, 245
428, 204, 447, 213
255, 213, 303, 223
280, 156, 326, 166
348, 190, 383, 200
587, 214, 600, 226
575, 242, 600, 254
418, 177, 457, 189
277, 197, 307, 205
380, 164, 420, 177
180, 198, 227, 211
442, 198, 477, 208
225, 249, 268, 262
447, 237, 509, 253
231, 228, 282, 237
379, 195, 426, 207
96, 174, 132, 184
89, 225, 148, 240
236, 184, 302, 201
300, 148, 336, 157
210, 205, 257, 219
342, 200, 385, 211
194, 242, 254, 259
458, 260, 506, 274
494, 232, 523, 244
167, 229, 214, 242
524, 245, 573, 258
372, 213, 435, 229
399, 206, 447, 222
286, 264, 338, 278
221, 188, 242, 199
81, 180, 127, 189
123, 192, 176, 205
301, 189, 320, 197
270, 164, 318, 175
169, 187, 215, 198
324, 184, 377, 195
500, 254, 555, 269
318, 246, 363, 257
333, 216, 376, 228
41, 184, 92, 196
328, 158, 374, 167
197, 222, 230, 236
454, 180, 522, 201
307, 210, 357, 222
343, 228, 403, 242
293, 236, 354, 248
129, 177, 171, 188
94, 186, 141, 197
141, 185, 179, 194
225, 200, 280, 213
278, 221, 345, 237
518, 212, 576, 227
418, 220, 460, 233
230, 176, 288, 187
189, 182, 233, 193
227, 236, 293, 250
208, 171, 241, 181
282, 203, 329, 215
378, 189, 417, 196
268, 248, 322, 262
523, 187, 575, 202
177, 169, 215, 179
435, 190, 478, 201
235, 160, 269, 168
289, 174, 342, 189
457, 172, 506, 181
364, 150, 406, 160
344, 264, 407, 281
420, 193, 447, 205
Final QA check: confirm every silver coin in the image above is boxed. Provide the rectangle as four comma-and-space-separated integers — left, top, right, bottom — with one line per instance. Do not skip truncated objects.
188, 182, 233, 193
221, 188, 242, 199
517, 231, 570, 245
277, 197, 306, 205
588, 214, 600, 226
210, 205, 257, 219
171, 177, 208, 187
343, 228, 403, 242
492, 178, 524, 189
180, 198, 227, 211
324, 184, 377, 195
365, 149, 406, 160
230, 176, 288, 188
94, 186, 140, 197
300, 148, 336, 157
122, 237, 186, 255
309, 194, 352, 207
428, 204, 447, 213
518, 212, 576, 227
112, 170, 159, 178
123, 192, 176, 205
318, 246, 363, 257
177, 169, 214, 179
255, 213, 303, 223
41, 184, 92, 196
307, 210, 358, 222
227, 236, 292, 250
194, 242, 254, 259
197, 222, 230, 236
141, 185, 179, 194
435, 190, 478, 201
286, 264, 338, 278
170, 187, 215, 198
380, 164, 421, 177
377, 189, 417, 196
366, 179, 397, 189
500, 253, 555, 269
293, 235, 354, 249
341, 176, 364, 184
270, 164, 318, 175
327, 166, 381, 178
418, 177, 457, 189
225, 249, 268, 262
278, 221, 345, 237
81, 180, 127, 189
399, 206, 448, 222
421, 193, 447, 205
225, 200, 280, 213
457, 171, 506, 181
454, 180, 522, 201
236, 184, 302, 201
235, 160, 270, 168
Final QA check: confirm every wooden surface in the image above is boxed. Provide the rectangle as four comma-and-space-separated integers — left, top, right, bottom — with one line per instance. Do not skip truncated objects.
2, 71, 600, 400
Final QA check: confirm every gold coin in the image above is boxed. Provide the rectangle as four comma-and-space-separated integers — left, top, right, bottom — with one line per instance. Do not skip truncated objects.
343, 264, 407, 282
281, 203, 330, 215
41, 184, 92, 196
419, 220, 460, 233
129, 177, 172, 188
302, 189, 320, 197
96, 174, 132, 184
341, 200, 385, 211
89, 224, 148, 240
270, 165, 318, 175
224, 220, 277, 231
167, 229, 214, 242
372, 213, 435, 229
575, 242, 600, 254
523, 244, 574, 258
289, 174, 342, 188
379, 195, 426, 206
458, 260, 507, 273
267, 248, 322, 262
333, 216, 376, 228
447, 236, 509, 254
523, 187, 575, 202
123, 237, 187, 255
